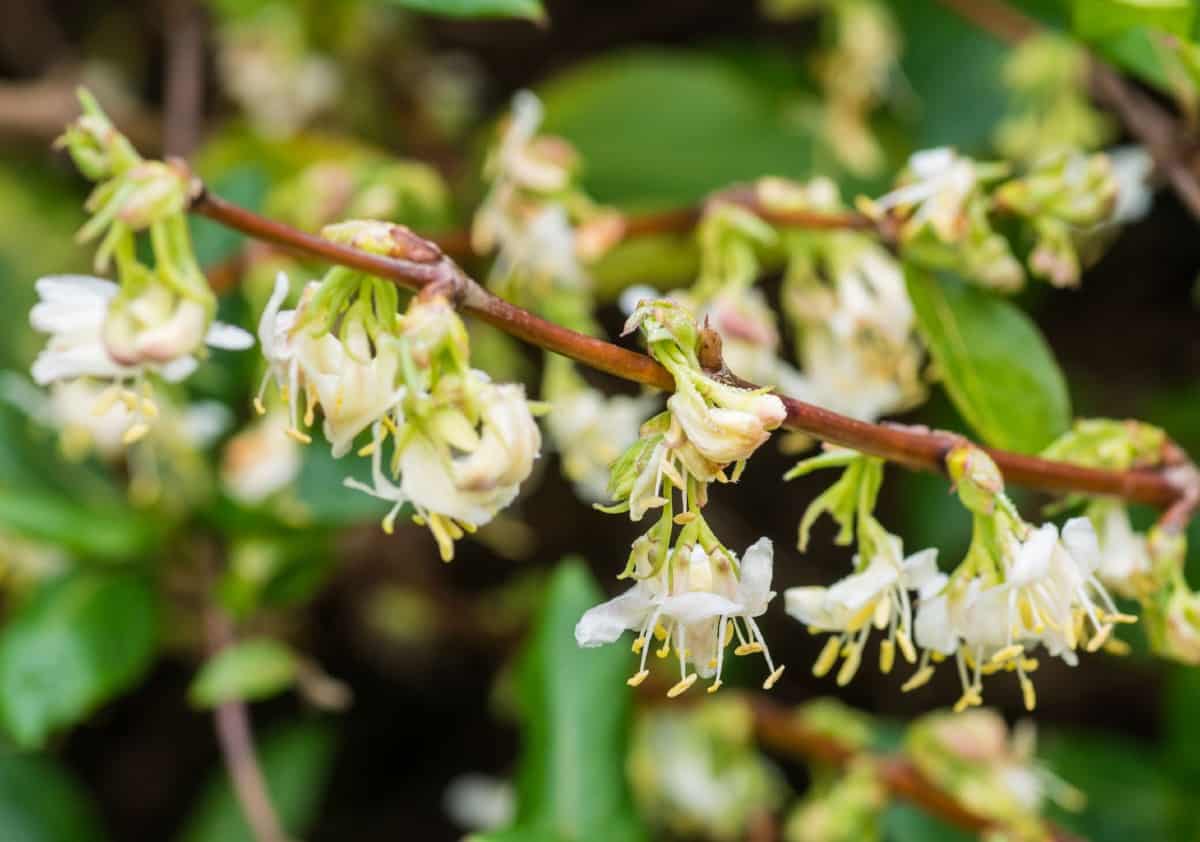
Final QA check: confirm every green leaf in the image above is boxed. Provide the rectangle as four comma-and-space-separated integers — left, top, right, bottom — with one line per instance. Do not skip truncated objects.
1041, 729, 1180, 841
0, 749, 107, 842
892, 0, 1012, 151
379, 0, 544, 21
905, 266, 1071, 453
884, 803, 973, 842
0, 573, 158, 748
0, 491, 159, 562
178, 721, 335, 842
479, 561, 646, 842
1072, 0, 1194, 41
539, 50, 816, 206
189, 639, 300, 709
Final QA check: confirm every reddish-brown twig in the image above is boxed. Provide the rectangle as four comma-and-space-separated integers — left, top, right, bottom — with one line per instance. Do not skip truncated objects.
188, 184, 1199, 517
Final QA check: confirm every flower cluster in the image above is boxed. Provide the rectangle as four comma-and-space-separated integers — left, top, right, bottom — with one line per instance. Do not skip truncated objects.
864, 145, 1124, 291
253, 221, 542, 560
576, 298, 787, 696
907, 709, 1083, 840
768, 177, 926, 421
995, 33, 1115, 164
474, 93, 645, 503
629, 698, 784, 841
30, 92, 252, 452
785, 445, 1134, 713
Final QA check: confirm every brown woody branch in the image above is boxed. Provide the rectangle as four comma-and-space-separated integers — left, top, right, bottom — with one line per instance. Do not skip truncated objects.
188, 183, 1198, 521
748, 696, 1085, 842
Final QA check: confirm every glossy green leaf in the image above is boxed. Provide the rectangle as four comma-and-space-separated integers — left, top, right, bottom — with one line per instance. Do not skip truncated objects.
0, 749, 107, 842
905, 266, 1071, 453
379, 0, 544, 20
1041, 730, 1180, 841
0, 573, 157, 748
539, 50, 815, 206
477, 561, 645, 842
178, 721, 335, 842
1072, 0, 1194, 40
189, 639, 300, 709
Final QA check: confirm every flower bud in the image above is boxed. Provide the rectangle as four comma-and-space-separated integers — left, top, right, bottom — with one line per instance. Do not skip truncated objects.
1161, 586, 1200, 665
321, 219, 442, 263
117, 161, 189, 230
946, 444, 1005, 515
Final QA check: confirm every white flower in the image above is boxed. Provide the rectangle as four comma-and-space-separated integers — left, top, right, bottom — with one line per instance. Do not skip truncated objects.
785, 536, 940, 685
294, 319, 405, 458
344, 374, 541, 560
874, 147, 979, 240
545, 387, 655, 502
906, 518, 1131, 712
1092, 502, 1152, 597
30, 274, 251, 445
576, 537, 783, 696
221, 413, 303, 504
667, 375, 786, 467
254, 272, 309, 441
1108, 145, 1153, 224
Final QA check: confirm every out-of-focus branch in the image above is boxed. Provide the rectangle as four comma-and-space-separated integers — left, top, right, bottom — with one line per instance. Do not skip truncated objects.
936, 0, 1200, 220
748, 696, 1086, 842
188, 182, 1200, 522
206, 611, 292, 842
0, 74, 161, 149
163, 0, 206, 159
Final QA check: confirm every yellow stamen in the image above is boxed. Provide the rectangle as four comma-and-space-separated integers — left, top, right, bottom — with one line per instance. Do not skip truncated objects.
1103, 638, 1131, 656
358, 440, 377, 457
896, 631, 916, 664
1020, 673, 1037, 711
813, 637, 841, 678
627, 670, 649, 687
763, 665, 785, 690
901, 665, 935, 693
286, 428, 312, 444
879, 640, 895, 674
1086, 624, 1113, 652
734, 642, 763, 656
253, 396, 266, 415
666, 673, 697, 698
836, 648, 862, 686
990, 644, 1024, 665
122, 423, 150, 445
673, 512, 697, 525
632, 638, 644, 654
707, 679, 723, 694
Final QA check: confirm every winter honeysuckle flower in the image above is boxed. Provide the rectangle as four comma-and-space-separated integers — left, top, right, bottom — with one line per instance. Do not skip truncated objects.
869, 147, 982, 241
294, 316, 405, 458
908, 710, 1084, 835
1090, 501, 1153, 598
693, 288, 809, 397
575, 537, 783, 696
254, 272, 309, 441
220, 412, 303, 505
625, 298, 786, 468
344, 372, 541, 561
30, 274, 251, 444
543, 374, 655, 502
785, 535, 940, 685
907, 518, 1132, 712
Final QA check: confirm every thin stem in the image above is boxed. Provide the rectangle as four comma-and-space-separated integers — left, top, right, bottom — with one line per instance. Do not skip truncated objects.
748, 695, 1086, 842
206, 611, 292, 842
188, 183, 1197, 518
